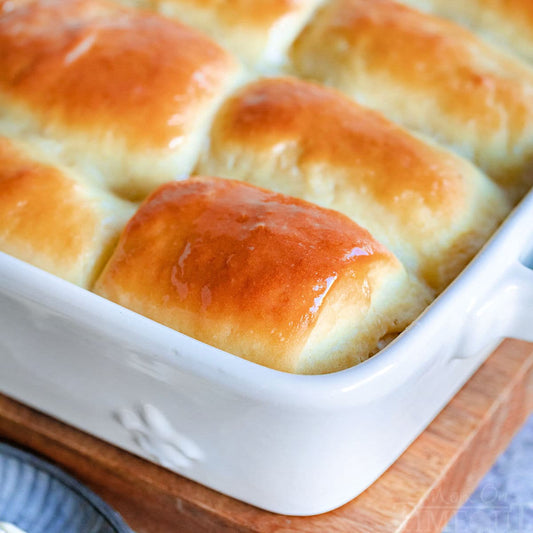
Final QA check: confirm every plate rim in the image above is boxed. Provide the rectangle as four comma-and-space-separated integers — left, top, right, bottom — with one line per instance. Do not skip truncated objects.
0, 441, 132, 533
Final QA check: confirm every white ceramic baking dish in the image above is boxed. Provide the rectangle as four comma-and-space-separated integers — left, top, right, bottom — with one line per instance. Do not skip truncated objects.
0, 187, 532, 516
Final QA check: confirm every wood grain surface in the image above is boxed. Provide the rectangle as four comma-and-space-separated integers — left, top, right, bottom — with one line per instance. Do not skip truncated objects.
0, 338, 532, 533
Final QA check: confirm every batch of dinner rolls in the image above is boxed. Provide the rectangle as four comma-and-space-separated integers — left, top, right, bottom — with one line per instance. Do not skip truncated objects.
0, 0, 532, 373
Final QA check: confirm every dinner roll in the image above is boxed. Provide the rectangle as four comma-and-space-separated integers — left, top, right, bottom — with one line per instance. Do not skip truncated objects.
116, 0, 321, 70
398, 0, 533, 64
94, 177, 430, 374
197, 77, 509, 291
0, 136, 134, 288
290, 0, 533, 201
0, 0, 240, 200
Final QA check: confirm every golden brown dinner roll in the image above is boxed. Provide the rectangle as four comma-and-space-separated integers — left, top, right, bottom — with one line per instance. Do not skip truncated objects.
116, 0, 321, 70
290, 0, 533, 201
198, 77, 510, 291
94, 177, 429, 374
0, 0, 240, 200
0, 136, 134, 288
398, 0, 533, 63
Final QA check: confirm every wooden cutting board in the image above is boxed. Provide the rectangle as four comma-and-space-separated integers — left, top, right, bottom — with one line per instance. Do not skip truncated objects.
0, 338, 532, 533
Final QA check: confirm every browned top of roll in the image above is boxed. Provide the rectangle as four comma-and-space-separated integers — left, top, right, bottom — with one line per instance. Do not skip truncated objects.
209, 77, 467, 222
95, 177, 403, 372
398, 0, 533, 62
0, 136, 133, 287
0, 0, 238, 151
166, 0, 312, 29
294, 0, 533, 134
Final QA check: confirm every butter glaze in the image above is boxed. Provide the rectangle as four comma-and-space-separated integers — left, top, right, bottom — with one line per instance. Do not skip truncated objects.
0, 0, 233, 150
210, 77, 467, 213
399, 0, 533, 63
0, 0, 240, 199
0, 136, 133, 287
95, 177, 417, 373
290, 0, 533, 199
100, 177, 387, 330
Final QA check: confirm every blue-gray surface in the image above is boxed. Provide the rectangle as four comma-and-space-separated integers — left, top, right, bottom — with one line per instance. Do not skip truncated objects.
444, 415, 533, 533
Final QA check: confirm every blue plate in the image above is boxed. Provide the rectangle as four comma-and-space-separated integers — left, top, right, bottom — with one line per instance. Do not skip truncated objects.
0, 442, 132, 533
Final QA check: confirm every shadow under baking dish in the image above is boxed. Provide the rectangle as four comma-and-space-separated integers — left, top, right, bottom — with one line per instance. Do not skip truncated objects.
0, 442, 132, 533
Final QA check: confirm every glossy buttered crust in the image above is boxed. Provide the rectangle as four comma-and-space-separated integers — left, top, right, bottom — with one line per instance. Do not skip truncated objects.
290, 0, 533, 201
0, 136, 134, 288
0, 0, 240, 200
399, 0, 533, 63
198, 77, 510, 291
116, 0, 321, 69
94, 177, 429, 374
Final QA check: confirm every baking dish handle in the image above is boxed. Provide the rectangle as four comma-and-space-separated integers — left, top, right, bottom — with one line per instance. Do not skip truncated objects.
499, 259, 533, 342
